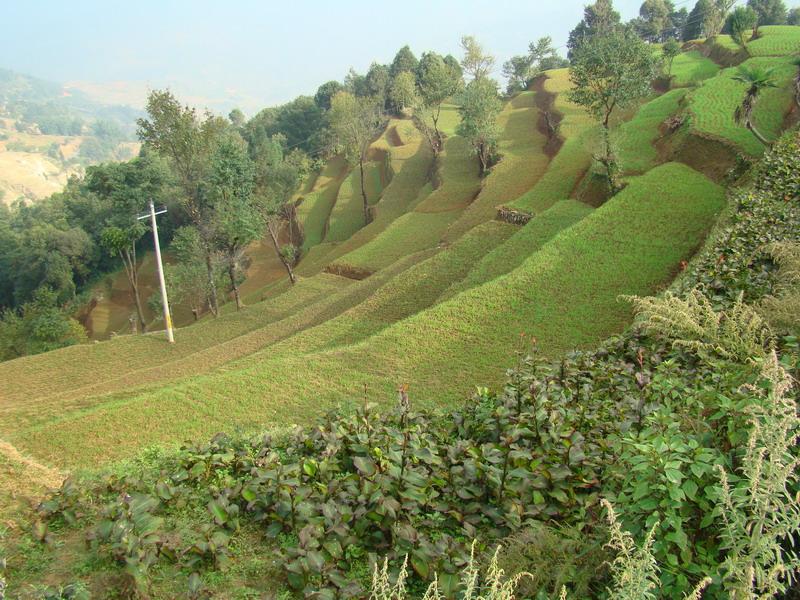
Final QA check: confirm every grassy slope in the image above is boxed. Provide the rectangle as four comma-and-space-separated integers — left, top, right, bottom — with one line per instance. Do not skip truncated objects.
323, 161, 385, 242
336, 136, 480, 272
442, 199, 595, 299
669, 51, 720, 87
296, 155, 349, 252
747, 25, 800, 57
687, 54, 797, 156
8, 163, 725, 468
509, 69, 596, 214
617, 89, 688, 175
445, 90, 551, 240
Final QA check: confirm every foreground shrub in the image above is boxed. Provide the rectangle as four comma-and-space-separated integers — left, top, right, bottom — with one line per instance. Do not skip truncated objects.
755, 127, 800, 201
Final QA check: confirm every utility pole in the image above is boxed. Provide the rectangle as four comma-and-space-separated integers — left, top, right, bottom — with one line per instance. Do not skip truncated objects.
137, 200, 174, 343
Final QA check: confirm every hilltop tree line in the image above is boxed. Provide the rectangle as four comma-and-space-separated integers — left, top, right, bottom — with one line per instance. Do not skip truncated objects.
0, 38, 511, 360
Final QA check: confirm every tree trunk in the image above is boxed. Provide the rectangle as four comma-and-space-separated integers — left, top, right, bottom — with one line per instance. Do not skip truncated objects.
747, 119, 770, 146
601, 122, 620, 193
205, 252, 219, 317
228, 261, 242, 310
432, 105, 443, 156
268, 221, 297, 285
359, 157, 371, 225
122, 247, 147, 334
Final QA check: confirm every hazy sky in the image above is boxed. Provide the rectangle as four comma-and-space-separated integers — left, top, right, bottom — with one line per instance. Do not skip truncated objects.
2, 0, 646, 114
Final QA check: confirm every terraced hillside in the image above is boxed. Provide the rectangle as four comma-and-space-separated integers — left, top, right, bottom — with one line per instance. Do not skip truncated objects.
1, 31, 798, 482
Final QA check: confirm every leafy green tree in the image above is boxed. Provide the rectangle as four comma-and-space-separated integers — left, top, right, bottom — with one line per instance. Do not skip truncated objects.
733, 65, 778, 146
209, 137, 260, 310
502, 55, 533, 95
459, 36, 495, 82
727, 6, 758, 46
388, 71, 418, 114
137, 89, 229, 316
457, 78, 502, 175
788, 7, 800, 25
568, 28, 659, 191
637, 0, 674, 42
389, 45, 419, 78
344, 68, 370, 98
747, 0, 788, 35
503, 37, 567, 94
684, 0, 713, 39
663, 39, 682, 78
705, 0, 737, 38
88, 153, 166, 333
0, 287, 86, 361
415, 52, 463, 156
254, 142, 309, 285
567, 0, 622, 57
228, 108, 246, 129
328, 91, 384, 224
314, 81, 344, 111
365, 63, 391, 108
164, 226, 223, 320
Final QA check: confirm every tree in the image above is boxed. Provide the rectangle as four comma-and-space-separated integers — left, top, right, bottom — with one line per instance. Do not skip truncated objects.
705, 0, 737, 38
637, 0, 674, 42
388, 71, 418, 114
365, 63, 391, 108
137, 90, 229, 316
415, 52, 463, 156
728, 6, 758, 46
314, 81, 344, 111
747, 0, 788, 36
457, 78, 502, 175
344, 68, 370, 98
733, 65, 778, 146
568, 28, 659, 191
390, 46, 418, 78
228, 108, 246, 128
254, 143, 309, 286
0, 287, 86, 361
502, 55, 533, 95
503, 37, 565, 95
209, 137, 261, 310
788, 7, 800, 25
663, 39, 682, 78
89, 153, 166, 333
567, 0, 622, 57
459, 36, 495, 82
684, 0, 713, 39
328, 92, 384, 225
165, 226, 223, 321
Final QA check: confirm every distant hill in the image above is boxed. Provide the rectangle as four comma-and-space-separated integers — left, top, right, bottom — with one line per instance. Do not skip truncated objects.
0, 68, 142, 204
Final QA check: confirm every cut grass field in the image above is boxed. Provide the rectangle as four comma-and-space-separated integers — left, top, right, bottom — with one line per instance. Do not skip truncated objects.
295, 155, 348, 252
509, 69, 597, 214
445, 90, 551, 240
616, 89, 688, 175
686, 55, 798, 156
3, 163, 725, 469
669, 51, 720, 87
747, 25, 800, 57
323, 160, 386, 242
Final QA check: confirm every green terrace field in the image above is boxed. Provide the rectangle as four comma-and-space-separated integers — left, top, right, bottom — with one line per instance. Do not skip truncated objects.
617, 88, 688, 175
445, 89, 551, 240
509, 69, 597, 214
669, 50, 720, 87
747, 25, 800, 57
1, 39, 796, 501
2, 163, 725, 468
686, 55, 798, 156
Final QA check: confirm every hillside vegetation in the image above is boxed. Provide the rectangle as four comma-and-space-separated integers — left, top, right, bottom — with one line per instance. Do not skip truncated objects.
1, 11, 799, 600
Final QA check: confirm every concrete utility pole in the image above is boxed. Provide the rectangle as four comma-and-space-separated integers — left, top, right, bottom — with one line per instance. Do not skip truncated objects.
137, 201, 174, 343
